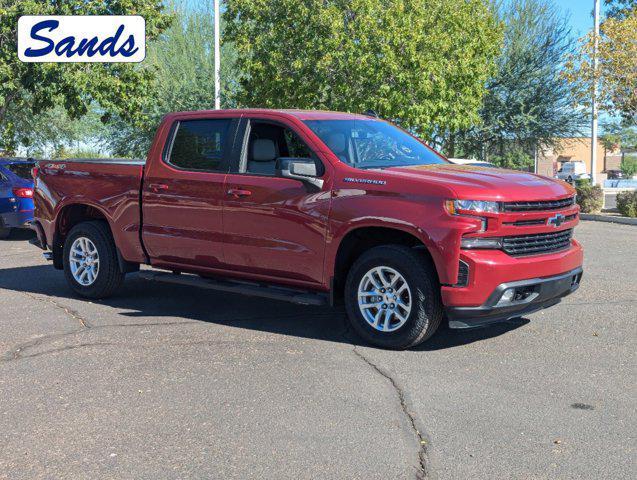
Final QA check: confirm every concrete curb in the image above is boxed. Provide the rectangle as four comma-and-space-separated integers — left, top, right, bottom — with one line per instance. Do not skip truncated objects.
580, 213, 637, 225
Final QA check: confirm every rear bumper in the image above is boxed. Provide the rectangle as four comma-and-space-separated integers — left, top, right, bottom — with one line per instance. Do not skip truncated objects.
0, 210, 33, 229
446, 267, 583, 328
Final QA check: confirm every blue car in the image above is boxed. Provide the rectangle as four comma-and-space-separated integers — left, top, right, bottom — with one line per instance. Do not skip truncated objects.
0, 158, 36, 239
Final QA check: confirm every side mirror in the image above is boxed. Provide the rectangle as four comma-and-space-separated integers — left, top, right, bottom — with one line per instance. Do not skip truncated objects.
276, 157, 324, 189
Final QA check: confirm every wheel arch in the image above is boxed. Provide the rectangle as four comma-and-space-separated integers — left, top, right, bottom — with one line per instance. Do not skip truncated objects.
330, 225, 440, 302
51, 203, 135, 271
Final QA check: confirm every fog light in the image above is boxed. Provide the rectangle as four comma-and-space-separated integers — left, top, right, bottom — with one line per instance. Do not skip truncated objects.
498, 288, 515, 305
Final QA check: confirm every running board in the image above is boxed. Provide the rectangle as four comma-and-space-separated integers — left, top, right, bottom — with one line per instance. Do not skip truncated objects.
137, 271, 328, 306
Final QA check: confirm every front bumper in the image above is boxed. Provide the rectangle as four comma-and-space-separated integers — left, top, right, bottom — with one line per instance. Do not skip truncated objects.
442, 239, 583, 306
446, 267, 583, 328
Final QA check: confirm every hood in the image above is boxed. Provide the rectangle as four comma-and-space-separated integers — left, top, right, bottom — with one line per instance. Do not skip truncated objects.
383, 164, 574, 201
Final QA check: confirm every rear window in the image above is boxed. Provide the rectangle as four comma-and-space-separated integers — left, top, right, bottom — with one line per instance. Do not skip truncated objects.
5, 163, 34, 179
168, 119, 232, 172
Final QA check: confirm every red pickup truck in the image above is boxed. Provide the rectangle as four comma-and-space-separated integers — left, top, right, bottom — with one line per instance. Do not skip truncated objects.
31, 109, 583, 349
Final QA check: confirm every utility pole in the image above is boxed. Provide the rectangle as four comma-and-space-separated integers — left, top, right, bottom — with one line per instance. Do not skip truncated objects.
214, 0, 221, 110
591, 0, 600, 185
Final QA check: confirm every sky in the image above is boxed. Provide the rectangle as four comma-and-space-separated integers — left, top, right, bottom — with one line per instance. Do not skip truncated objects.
550, 0, 607, 37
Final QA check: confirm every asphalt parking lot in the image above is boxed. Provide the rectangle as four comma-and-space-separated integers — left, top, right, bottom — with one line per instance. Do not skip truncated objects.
0, 221, 635, 480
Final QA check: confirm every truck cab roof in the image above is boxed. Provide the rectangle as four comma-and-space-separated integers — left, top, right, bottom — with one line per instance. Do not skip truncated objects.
165, 108, 376, 121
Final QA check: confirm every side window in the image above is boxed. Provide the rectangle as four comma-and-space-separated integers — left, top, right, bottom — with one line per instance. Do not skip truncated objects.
244, 121, 321, 176
168, 119, 231, 172
284, 129, 313, 158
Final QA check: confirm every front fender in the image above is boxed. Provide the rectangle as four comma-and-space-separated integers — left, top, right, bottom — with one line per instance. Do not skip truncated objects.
325, 189, 480, 285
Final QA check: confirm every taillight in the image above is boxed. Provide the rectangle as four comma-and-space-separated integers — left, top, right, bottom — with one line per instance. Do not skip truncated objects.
12, 187, 34, 198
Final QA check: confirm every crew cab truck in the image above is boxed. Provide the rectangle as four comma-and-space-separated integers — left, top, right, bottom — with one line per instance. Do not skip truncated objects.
31, 110, 583, 349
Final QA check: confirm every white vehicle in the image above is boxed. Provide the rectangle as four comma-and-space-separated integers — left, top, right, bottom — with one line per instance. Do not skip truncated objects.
448, 158, 498, 168
556, 161, 590, 183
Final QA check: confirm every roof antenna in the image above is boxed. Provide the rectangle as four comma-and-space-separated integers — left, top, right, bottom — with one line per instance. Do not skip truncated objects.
363, 109, 379, 118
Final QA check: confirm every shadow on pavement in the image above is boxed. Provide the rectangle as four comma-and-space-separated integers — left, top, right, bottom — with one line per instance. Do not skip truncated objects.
1, 228, 35, 242
417, 318, 529, 351
0, 262, 528, 350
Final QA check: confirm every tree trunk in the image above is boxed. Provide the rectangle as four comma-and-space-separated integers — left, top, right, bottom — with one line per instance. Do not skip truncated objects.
447, 132, 456, 158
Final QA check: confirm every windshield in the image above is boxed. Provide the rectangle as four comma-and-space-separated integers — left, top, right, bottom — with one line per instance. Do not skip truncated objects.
5, 163, 34, 180
303, 119, 447, 169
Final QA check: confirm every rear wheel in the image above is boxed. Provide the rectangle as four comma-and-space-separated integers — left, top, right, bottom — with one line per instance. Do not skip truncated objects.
63, 221, 124, 298
344, 245, 443, 350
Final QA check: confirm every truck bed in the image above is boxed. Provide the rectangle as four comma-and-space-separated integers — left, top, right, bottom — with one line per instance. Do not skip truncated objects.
43, 158, 145, 165
34, 158, 147, 263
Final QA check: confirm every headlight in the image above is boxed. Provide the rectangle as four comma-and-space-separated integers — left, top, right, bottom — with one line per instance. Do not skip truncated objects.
445, 199, 501, 215
461, 237, 502, 249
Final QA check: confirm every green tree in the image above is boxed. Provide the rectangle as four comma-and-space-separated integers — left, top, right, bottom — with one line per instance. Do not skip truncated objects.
7, 102, 107, 157
224, 0, 502, 141
0, 0, 172, 151
605, 0, 637, 19
490, 146, 534, 170
620, 155, 637, 178
453, 0, 586, 162
601, 121, 637, 150
564, 6, 637, 123
106, 0, 238, 157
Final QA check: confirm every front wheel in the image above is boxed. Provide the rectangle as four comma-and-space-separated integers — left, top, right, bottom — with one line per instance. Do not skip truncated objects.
344, 245, 443, 350
63, 221, 125, 299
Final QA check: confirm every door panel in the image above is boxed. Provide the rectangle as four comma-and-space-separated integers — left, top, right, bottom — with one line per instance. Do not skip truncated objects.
222, 116, 331, 285
142, 173, 227, 267
223, 174, 331, 284
142, 116, 238, 269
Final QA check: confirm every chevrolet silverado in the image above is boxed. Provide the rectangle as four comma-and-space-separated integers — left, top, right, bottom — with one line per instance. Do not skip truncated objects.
31, 109, 583, 349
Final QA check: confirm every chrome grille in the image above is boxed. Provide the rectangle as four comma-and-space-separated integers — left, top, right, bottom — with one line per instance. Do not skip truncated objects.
502, 197, 574, 212
502, 229, 573, 256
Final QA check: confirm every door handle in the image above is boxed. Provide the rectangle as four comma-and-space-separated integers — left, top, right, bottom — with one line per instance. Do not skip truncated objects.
149, 183, 169, 192
227, 188, 252, 198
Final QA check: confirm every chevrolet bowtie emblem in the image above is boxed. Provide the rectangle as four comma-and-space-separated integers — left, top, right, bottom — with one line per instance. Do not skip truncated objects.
547, 213, 565, 228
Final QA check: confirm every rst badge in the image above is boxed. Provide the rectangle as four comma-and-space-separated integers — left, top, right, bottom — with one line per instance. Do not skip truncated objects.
18, 16, 145, 63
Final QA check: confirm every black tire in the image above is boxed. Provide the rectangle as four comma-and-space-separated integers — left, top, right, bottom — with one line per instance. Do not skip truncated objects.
344, 245, 443, 350
0, 227, 11, 239
63, 221, 125, 299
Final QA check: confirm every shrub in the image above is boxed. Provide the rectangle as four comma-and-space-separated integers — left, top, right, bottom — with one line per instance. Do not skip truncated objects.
616, 191, 637, 217
575, 178, 590, 187
575, 183, 604, 213
621, 155, 637, 178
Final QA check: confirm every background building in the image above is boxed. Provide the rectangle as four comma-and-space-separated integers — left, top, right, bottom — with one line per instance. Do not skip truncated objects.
537, 137, 621, 181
